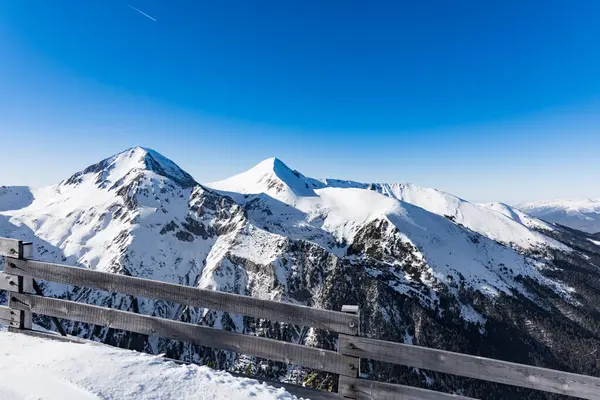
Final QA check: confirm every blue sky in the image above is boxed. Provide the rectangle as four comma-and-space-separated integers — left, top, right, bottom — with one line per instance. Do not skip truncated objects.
0, 0, 599, 204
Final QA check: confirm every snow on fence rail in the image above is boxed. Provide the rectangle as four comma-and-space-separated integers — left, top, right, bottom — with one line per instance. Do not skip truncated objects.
2, 237, 600, 400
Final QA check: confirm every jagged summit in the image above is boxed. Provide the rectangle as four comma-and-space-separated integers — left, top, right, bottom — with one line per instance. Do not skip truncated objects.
63, 146, 197, 189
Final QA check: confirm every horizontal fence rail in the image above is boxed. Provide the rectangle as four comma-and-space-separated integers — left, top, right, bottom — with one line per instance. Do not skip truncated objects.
4, 258, 359, 335
0, 237, 20, 258
338, 376, 476, 400
0, 272, 17, 291
0, 305, 19, 327
339, 335, 600, 400
10, 293, 354, 376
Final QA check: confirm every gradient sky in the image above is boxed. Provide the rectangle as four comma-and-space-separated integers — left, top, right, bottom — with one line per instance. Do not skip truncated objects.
1, 0, 599, 204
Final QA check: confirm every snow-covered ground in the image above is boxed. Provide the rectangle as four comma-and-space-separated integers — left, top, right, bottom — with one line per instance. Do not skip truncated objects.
0, 330, 297, 400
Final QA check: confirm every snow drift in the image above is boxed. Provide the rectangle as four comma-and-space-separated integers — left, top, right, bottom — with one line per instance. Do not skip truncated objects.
0, 330, 297, 400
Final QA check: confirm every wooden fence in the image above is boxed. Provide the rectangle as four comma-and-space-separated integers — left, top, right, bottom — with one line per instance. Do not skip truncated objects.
1, 236, 600, 399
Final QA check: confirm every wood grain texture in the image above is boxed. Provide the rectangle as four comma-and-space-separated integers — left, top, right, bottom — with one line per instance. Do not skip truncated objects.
18, 273, 33, 329
0, 305, 13, 320
10, 293, 354, 376
339, 376, 477, 400
0, 305, 20, 327
0, 237, 20, 258
339, 304, 361, 399
31, 278, 67, 336
0, 271, 18, 292
339, 336, 600, 400
3, 243, 32, 330
5, 258, 359, 335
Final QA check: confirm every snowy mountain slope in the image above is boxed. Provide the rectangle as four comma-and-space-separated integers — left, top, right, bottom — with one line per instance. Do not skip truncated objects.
208, 157, 318, 204
365, 183, 565, 252
477, 202, 554, 231
210, 158, 571, 301
2, 149, 600, 399
302, 187, 571, 298
205, 158, 600, 398
0, 330, 297, 400
210, 159, 565, 252
0, 147, 248, 327
517, 198, 600, 234
207, 161, 579, 308
0, 186, 33, 211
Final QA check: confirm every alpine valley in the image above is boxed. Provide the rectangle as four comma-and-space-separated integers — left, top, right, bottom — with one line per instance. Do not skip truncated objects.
1, 147, 599, 399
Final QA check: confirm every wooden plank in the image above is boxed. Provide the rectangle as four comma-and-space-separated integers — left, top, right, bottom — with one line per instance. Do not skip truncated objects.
19, 274, 33, 329
0, 305, 14, 320
341, 305, 359, 314
10, 293, 354, 376
0, 305, 20, 327
5, 258, 359, 335
31, 278, 67, 336
4, 242, 32, 330
339, 335, 360, 381
0, 271, 18, 291
339, 376, 476, 400
339, 336, 600, 400
339, 304, 361, 400
0, 237, 20, 257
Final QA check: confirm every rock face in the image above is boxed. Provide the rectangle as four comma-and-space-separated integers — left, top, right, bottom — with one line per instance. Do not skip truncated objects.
2, 148, 600, 399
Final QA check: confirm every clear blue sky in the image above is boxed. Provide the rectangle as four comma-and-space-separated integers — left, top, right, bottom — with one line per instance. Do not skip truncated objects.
1, 0, 599, 203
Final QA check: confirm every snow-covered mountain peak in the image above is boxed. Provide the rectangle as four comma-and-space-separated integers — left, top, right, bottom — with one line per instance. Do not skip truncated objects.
1, 146, 246, 282
209, 157, 317, 203
3, 148, 600, 391
256, 157, 286, 171
63, 146, 197, 190
209, 159, 567, 253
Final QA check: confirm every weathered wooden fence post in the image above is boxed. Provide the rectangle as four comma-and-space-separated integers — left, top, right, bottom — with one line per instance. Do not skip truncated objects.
0, 238, 28, 329
13, 241, 33, 330
338, 305, 361, 399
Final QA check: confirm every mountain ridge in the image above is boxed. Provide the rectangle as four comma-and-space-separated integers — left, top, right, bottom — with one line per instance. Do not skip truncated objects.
2, 148, 600, 399
210, 157, 566, 252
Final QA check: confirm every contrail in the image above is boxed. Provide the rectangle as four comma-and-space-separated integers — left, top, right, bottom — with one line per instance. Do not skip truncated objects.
128, 4, 157, 21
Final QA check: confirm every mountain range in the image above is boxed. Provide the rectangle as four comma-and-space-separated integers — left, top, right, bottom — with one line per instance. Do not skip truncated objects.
1, 147, 599, 399
517, 198, 600, 235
